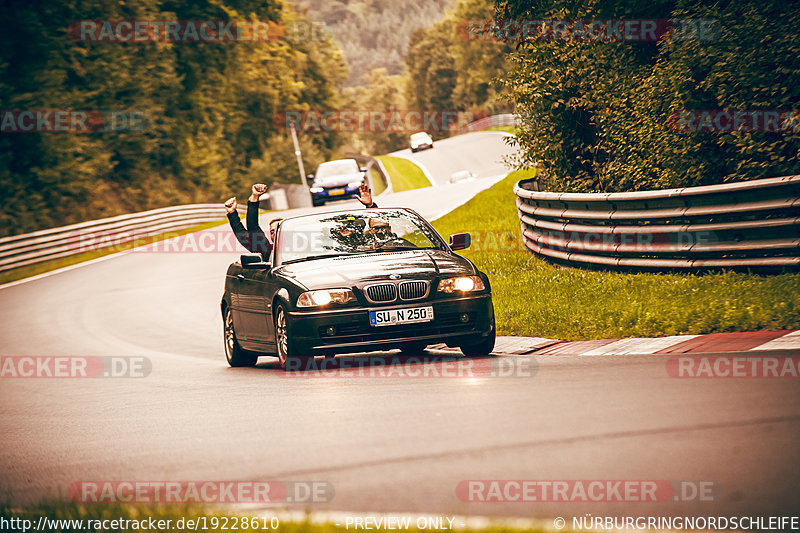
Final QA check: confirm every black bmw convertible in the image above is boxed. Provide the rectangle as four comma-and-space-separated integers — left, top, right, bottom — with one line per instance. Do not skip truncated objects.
221, 208, 495, 370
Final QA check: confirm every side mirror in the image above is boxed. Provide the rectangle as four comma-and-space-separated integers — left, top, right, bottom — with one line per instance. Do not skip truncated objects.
241, 254, 271, 269
306, 173, 314, 180
359, 166, 367, 173
449, 233, 471, 251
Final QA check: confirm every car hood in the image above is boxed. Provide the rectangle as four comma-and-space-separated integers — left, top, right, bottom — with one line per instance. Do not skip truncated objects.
312, 172, 363, 188
276, 249, 475, 289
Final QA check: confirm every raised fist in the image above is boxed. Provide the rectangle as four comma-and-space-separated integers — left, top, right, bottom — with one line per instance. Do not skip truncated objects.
224, 197, 237, 214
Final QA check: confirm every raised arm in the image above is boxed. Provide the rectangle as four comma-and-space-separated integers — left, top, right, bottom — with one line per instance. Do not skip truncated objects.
247, 184, 268, 232
246, 184, 270, 254
356, 183, 377, 208
225, 197, 252, 251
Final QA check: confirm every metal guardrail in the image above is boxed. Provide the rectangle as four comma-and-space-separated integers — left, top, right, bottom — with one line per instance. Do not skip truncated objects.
460, 113, 518, 133
0, 204, 245, 274
514, 175, 800, 270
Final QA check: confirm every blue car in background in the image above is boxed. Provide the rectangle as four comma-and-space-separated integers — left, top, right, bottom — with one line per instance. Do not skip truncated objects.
309, 159, 368, 207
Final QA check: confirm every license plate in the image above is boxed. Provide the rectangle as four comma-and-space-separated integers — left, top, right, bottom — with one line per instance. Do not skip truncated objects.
329, 189, 345, 196
370, 306, 434, 327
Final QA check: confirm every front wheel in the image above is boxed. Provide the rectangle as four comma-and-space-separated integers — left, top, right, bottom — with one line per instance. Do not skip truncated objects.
224, 306, 258, 367
274, 303, 313, 371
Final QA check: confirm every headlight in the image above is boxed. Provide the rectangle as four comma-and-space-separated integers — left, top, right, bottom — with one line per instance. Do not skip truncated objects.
347, 181, 363, 189
297, 289, 356, 308
437, 276, 485, 294
310, 187, 324, 193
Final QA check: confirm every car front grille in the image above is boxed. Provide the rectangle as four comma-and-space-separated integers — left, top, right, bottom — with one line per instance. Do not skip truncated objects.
365, 283, 397, 303
399, 280, 428, 300
316, 312, 478, 345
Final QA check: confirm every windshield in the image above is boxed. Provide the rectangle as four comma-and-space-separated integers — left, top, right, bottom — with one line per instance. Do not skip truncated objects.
275, 209, 446, 265
411, 133, 429, 141
315, 159, 360, 179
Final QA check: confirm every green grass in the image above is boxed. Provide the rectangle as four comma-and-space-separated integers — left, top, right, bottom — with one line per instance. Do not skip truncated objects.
369, 166, 387, 196
485, 126, 519, 135
0, 219, 232, 286
376, 155, 431, 192
431, 170, 800, 340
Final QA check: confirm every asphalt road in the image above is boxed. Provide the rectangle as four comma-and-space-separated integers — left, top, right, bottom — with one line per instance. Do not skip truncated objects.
390, 131, 515, 186
1, 131, 798, 522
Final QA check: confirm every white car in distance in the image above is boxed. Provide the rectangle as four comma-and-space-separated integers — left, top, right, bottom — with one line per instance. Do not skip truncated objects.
409, 132, 434, 153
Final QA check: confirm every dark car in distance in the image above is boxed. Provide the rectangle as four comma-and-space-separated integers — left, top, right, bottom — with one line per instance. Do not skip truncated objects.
221, 208, 495, 370
308, 159, 368, 207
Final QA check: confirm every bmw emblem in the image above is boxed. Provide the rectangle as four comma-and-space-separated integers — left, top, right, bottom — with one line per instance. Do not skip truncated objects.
389, 274, 401, 280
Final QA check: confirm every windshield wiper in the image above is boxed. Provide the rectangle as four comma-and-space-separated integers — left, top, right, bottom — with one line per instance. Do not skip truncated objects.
282, 253, 351, 265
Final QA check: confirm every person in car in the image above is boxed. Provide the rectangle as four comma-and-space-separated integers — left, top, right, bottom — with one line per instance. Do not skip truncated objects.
364, 217, 416, 249
224, 183, 377, 259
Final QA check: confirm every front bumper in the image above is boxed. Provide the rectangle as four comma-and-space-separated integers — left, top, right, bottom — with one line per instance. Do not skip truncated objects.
311, 185, 361, 203
287, 294, 493, 356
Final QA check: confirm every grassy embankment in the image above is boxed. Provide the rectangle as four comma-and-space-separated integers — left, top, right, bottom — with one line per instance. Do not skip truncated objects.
376, 155, 431, 192
485, 126, 519, 135
430, 170, 800, 340
368, 166, 387, 196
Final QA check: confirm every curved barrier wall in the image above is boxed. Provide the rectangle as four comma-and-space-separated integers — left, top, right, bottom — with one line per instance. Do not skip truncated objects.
0, 204, 245, 273
514, 175, 800, 270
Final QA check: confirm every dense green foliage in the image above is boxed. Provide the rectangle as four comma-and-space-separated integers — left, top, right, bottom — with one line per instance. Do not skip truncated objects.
432, 171, 800, 339
405, 0, 514, 119
341, 68, 408, 155
291, 0, 454, 86
496, 0, 800, 192
0, 0, 346, 236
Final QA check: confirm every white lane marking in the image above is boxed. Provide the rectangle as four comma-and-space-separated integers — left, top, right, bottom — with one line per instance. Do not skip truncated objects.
580, 335, 700, 356
749, 330, 800, 351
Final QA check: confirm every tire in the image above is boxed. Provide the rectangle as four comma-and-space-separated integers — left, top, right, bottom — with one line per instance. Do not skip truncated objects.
224, 306, 258, 367
312, 198, 324, 207
274, 302, 313, 371
460, 307, 496, 357
400, 342, 427, 355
